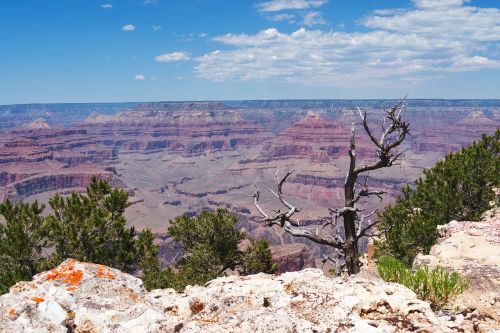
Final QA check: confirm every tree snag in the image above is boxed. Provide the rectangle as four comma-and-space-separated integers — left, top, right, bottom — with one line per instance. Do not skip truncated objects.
253, 99, 410, 275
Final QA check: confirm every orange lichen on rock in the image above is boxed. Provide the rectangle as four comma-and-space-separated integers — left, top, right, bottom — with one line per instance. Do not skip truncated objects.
66, 286, 77, 292
32, 297, 45, 304
44, 259, 84, 286
8, 308, 15, 317
96, 266, 116, 280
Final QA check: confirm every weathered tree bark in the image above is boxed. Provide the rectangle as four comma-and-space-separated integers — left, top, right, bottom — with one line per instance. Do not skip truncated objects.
253, 100, 409, 275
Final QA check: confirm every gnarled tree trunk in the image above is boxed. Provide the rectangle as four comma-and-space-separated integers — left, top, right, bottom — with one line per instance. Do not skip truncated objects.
253, 100, 410, 275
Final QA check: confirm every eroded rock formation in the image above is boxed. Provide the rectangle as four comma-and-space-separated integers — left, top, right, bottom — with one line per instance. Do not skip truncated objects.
0, 259, 466, 333
270, 243, 316, 273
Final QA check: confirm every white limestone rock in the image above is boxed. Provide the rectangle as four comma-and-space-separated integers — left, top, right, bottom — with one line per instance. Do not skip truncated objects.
1, 259, 457, 333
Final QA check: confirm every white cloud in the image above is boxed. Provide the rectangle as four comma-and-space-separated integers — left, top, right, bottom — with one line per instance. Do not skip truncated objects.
134, 75, 146, 80
122, 24, 136, 31
413, 0, 469, 9
257, 0, 327, 12
364, 1, 500, 42
152, 25, 162, 31
154, 52, 191, 62
268, 13, 296, 23
302, 11, 325, 26
101, 4, 112, 9
449, 55, 500, 71
196, 0, 500, 87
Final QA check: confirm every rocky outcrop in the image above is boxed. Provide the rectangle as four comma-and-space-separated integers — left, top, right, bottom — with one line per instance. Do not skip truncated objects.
413, 208, 500, 319
0, 259, 462, 333
255, 113, 371, 163
270, 243, 316, 273
12, 173, 117, 197
20, 118, 51, 130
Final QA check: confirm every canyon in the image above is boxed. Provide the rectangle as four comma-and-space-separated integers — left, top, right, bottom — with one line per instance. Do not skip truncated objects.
0, 100, 498, 265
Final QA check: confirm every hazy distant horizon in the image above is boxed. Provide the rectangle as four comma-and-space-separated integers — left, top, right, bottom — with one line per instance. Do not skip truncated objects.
3, 98, 500, 108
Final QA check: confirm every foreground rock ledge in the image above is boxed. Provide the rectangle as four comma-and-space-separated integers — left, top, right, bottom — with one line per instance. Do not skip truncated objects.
0, 259, 460, 332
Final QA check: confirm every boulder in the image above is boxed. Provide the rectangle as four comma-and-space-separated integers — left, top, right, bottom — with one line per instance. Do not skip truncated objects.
0, 259, 458, 333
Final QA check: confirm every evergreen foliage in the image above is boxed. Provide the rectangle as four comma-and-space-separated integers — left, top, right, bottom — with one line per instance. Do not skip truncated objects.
240, 238, 276, 275
46, 177, 137, 272
0, 201, 50, 294
377, 130, 499, 265
143, 209, 276, 291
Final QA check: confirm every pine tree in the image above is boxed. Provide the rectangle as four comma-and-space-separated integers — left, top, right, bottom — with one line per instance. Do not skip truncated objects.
46, 177, 138, 272
0, 201, 49, 294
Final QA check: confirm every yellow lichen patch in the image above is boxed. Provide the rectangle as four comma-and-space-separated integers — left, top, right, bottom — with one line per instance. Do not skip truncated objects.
196, 317, 219, 323
45, 259, 84, 286
32, 296, 45, 304
96, 266, 116, 280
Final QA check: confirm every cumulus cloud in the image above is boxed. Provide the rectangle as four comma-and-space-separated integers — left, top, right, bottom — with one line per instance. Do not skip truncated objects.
413, 0, 469, 9
122, 24, 136, 31
134, 75, 146, 80
363, 1, 500, 41
257, 0, 327, 12
195, 1, 500, 87
154, 52, 191, 62
302, 11, 325, 26
268, 13, 296, 23
101, 4, 112, 9
152, 25, 162, 31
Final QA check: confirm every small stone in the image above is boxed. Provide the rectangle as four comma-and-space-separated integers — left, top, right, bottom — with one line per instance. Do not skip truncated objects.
38, 300, 67, 325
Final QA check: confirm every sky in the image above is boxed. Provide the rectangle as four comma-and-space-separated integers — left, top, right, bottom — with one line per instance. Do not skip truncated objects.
1, 0, 499, 104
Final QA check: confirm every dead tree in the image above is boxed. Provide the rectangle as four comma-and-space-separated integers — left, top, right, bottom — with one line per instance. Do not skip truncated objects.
253, 100, 409, 275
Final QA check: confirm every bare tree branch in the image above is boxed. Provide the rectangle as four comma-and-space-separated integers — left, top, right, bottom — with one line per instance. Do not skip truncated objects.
283, 220, 343, 248
357, 107, 381, 149
354, 101, 409, 175
356, 218, 381, 240
362, 224, 393, 239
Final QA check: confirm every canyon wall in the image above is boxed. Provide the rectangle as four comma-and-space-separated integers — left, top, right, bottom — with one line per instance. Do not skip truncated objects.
0, 100, 497, 265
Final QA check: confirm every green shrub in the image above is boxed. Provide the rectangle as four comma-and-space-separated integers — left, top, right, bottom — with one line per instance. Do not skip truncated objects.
377, 130, 499, 265
142, 209, 277, 291
376, 255, 410, 282
240, 238, 277, 275
377, 256, 468, 310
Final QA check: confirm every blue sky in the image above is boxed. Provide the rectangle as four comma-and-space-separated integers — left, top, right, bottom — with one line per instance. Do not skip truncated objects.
1, 0, 499, 103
